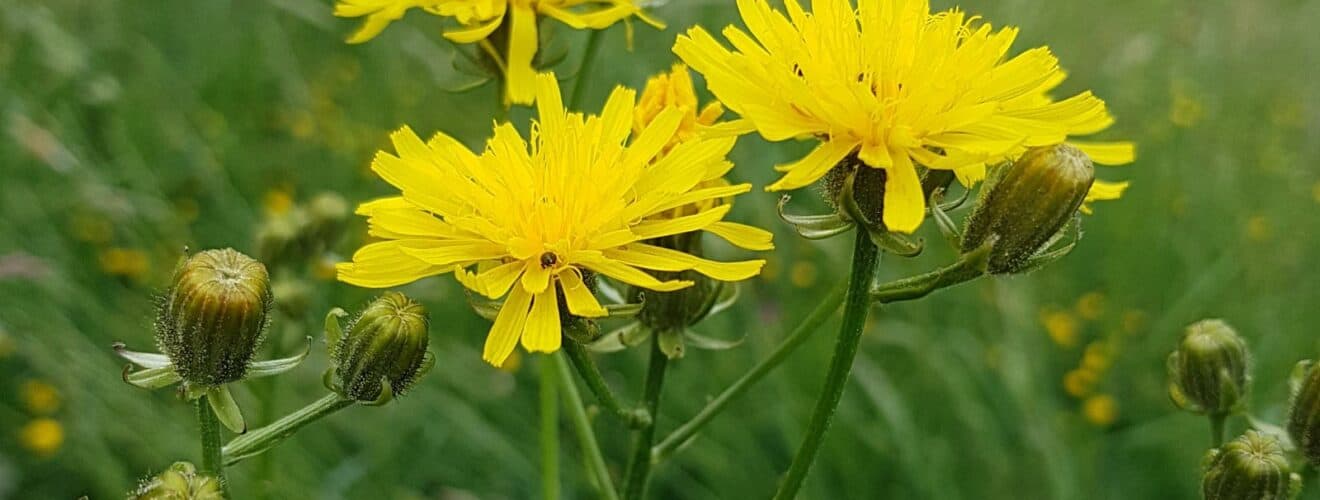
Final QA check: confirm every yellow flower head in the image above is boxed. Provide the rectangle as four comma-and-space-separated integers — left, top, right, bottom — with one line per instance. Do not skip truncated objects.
635, 64, 727, 149
675, 0, 1135, 233
334, 0, 663, 105
338, 73, 769, 366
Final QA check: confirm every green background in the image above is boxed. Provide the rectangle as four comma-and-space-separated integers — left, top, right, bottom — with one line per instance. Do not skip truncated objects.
2, 0, 1318, 498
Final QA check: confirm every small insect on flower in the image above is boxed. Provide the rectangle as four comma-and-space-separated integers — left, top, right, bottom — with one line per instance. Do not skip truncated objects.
333, 0, 664, 105
675, 0, 1135, 233
338, 73, 769, 367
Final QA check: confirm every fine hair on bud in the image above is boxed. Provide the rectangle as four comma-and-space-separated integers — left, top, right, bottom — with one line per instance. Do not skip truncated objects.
1202, 430, 1299, 500
334, 292, 430, 401
820, 155, 886, 229
1167, 319, 1250, 416
961, 144, 1095, 274
1288, 359, 1320, 465
130, 461, 224, 500
155, 248, 272, 386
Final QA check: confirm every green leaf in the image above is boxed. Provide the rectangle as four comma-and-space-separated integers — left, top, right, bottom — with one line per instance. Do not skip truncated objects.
247, 337, 311, 379
113, 343, 172, 369
324, 307, 348, 349
777, 195, 854, 240
683, 329, 745, 351
122, 364, 182, 390
587, 322, 650, 353
207, 386, 246, 434
865, 226, 924, 257
707, 282, 740, 317
605, 302, 644, 318
658, 329, 685, 359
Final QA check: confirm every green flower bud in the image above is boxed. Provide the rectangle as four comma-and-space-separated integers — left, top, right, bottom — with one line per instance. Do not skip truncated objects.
156, 249, 272, 386
1202, 431, 1299, 500
131, 462, 224, 500
821, 155, 885, 230
634, 231, 718, 351
304, 192, 349, 248
1287, 359, 1320, 465
961, 144, 1095, 274
1167, 319, 1251, 416
333, 292, 430, 401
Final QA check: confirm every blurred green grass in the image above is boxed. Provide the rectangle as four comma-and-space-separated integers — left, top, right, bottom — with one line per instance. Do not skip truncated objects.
1, 0, 1319, 498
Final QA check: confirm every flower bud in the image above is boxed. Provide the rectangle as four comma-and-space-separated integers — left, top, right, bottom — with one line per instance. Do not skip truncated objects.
821, 156, 885, 230
634, 231, 718, 344
333, 292, 430, 401
1202, 431, 1299, 500
960, 144, 1095, 274
131, 462, 224, 500
155, 249, 272, 386
1167, 319, 1250, 416
1287, 360, 1320, 465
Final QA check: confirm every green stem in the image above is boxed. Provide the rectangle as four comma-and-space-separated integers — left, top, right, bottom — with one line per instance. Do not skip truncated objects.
621, 336, 669, 500
651, 280, 848, 462
541, 356, 561, 500
564, 339, 649, 428
222, 394, 354, 466
554, 353, 620, 500
196, 396, 230, 497
870, 254, 985, 304
1210, 413, 1227, 448
773, 230, 880, 500
568, 30, 604, 109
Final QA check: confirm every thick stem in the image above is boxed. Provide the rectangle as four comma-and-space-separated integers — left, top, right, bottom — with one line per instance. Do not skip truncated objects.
870, 253, 984, 304
773, 230, 879, 499
651, 280, 848, 462
554, 353, 620, 500
621, 335, 669, 500
1209, 413, 1227, 448
541, 356, 561, 500
568, 30, 604, 109
222, 394, 354, 466
196, 396, 229, 496
564, 339, 649, 428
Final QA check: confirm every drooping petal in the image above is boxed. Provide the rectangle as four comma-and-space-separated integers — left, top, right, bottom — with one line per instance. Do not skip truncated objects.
767, 139, 859, 191
559, 268, 608, 318
505, 4, 539, 105
705, 221, 775, 251
880, 150, 926, 233
521, 290, 562, 353
484, 285, 533, 366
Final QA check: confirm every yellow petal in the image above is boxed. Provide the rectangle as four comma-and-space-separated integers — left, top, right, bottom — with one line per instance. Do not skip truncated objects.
705, 221, 775, 251
604, 244, 765, 282
338, 240, 450, 288
573, 252, 693, 292
520, 259, 553, 294
521, 290, 562, 353
484, 285, 533, 366
455, 260, 525, 299
881, 150, 925, 233
559, 268, 607, 318
1069, 141, 1136, 166
443, 13, 504, 44
629, 205, 732, 240
767, 139, 858, 191
505, 4, 539, 105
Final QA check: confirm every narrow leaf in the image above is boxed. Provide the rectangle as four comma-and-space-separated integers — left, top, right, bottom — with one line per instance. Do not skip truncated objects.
207, 386, 246, 434
122, 365, 182, 390
247, 337, 312, 379
684, 329, 746, 351
113, 343, 172, 369
587, 322, 651, 353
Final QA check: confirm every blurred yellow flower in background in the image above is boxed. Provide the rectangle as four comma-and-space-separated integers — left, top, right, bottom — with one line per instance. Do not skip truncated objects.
1312, 181, 1320, 204
20, 418, 64, 457
334, 0, 663, 105
676, 0, 1134, 233
1074, 292, 1106, 321
98, 248, 150, 280
263, 188, 296, 215
21, 380, 61, 415
1041, 309, 1080, 348
339, 73, 768, 366
1082, 394, 1118, 427
790, 261, 818, 288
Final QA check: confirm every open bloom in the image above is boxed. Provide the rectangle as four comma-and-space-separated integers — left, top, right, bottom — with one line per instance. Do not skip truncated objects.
338, 73, 769, 366
675, 0, 1135, 233
334, 0, 662, 105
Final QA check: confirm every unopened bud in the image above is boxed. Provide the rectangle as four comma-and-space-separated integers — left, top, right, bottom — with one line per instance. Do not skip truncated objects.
131, 461, 224, 500
634, 232, 717, 348
156, 249, 271, 386
1167, 319, 1250, 416
961, 144, 1095, 274
1202, 431, 1299, 500
821, 156, 885, 231
333, 292, 430, 401
1287, 360, 1320, 465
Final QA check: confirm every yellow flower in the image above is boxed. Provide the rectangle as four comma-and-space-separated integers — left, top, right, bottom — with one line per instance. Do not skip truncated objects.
98, 248, 150, 280
1062, 369, 1093, 397
338, 73, 769, 366
1074, 292, 1106, 321
635, 64, 727, 151
21, 380, 61, 415
20, 418, 64, 457
334, 0, 663, 105
1082, 394, 1118, 427
1041, 309, 1079, 348
675, 0, 1135, 233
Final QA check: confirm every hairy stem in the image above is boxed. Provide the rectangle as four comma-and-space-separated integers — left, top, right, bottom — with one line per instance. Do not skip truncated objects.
564, 339, 649, 428
621, 336, 669, 499
773, 230, 880, 499
541, 356, 561, 500
651, 280, 848, 462
196, 396, 229, 496
554, 353, 620, 500
222, 394, 354, 467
